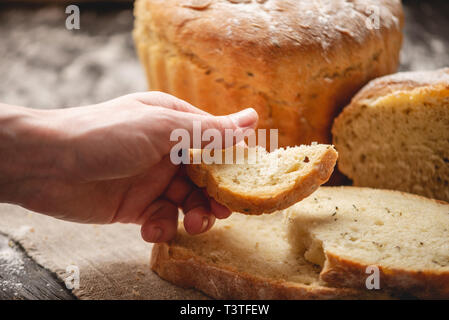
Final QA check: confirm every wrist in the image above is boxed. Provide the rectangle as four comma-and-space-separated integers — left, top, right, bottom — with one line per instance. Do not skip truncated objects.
0, 105, 69, 204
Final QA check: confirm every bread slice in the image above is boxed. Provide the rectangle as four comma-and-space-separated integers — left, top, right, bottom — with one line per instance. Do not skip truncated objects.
332, 68, 449, 203
151, 187, 449, 299
286, 187, 449, 299
186, 144, 338, 215
151, 209, 369, 300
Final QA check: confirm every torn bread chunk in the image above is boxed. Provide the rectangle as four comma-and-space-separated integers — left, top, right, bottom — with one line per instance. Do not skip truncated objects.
186, 145, 338, 214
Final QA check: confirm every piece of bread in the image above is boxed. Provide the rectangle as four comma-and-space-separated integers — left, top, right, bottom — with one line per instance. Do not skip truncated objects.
151, 187, 449, 299
332, 68, 449, 202
186, 144, 338, 215
133, 0, 404, 147
151, 208, 368, 300
286, 187, 449, 299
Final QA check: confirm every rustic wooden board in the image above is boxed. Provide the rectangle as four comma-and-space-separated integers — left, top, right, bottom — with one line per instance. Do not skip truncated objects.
0, 233, 75, 300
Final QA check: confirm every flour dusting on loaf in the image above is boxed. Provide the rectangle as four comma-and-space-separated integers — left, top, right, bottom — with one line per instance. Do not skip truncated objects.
134, 0, 404, 146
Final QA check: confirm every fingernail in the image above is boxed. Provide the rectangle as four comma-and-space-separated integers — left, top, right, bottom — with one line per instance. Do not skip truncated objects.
201, 217, 209, 233
229, 108, 258, 128
148, 227, 163, 243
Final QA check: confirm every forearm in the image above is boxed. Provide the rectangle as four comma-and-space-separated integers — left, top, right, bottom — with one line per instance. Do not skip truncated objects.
0, 104, 67, 205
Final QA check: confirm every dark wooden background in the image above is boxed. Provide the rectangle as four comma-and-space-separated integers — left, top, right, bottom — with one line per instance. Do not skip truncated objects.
0, 0, 448, 299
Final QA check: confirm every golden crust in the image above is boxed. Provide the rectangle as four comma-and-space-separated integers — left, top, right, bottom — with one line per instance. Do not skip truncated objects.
339, 67, 449, 107
185, 147, 338, 215
136, 0, 403, 61
134, 0, 404, 146
332, 68, 449, 132
150, 242, 362, 300
321, 252, 449, 299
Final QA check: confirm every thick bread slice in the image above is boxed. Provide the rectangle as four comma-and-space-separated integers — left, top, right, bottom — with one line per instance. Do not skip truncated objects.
332, 68, 449, 202
151, 211, 374, 300
186, 145, 337, 215
286, 187, 449, 299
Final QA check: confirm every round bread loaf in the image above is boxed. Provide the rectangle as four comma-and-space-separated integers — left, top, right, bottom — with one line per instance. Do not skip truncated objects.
332, 68, 449, 202
134, 0, 404, 146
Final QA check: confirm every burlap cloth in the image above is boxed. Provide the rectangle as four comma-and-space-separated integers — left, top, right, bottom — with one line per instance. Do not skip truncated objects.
0, 204, 207, 300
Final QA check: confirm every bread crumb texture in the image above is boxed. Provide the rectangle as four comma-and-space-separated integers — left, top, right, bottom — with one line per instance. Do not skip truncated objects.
287, 187, 449, 298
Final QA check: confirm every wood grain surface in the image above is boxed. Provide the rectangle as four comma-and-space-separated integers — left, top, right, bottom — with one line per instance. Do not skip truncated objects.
0, 233, 75, 300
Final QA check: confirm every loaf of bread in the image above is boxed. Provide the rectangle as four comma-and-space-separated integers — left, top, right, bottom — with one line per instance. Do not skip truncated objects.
186, 144, 337, 214
332, 68, 449, 202
134, 0, 404, 147
151, 187, 449, 299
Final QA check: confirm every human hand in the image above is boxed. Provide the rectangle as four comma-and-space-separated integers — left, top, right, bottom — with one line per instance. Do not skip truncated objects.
0, 92, 258, 242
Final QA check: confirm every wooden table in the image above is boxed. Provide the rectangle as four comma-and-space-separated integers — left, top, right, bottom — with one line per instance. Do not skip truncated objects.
0, 0, 448, 300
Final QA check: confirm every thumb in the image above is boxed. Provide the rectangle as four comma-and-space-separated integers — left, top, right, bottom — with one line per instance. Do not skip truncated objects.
202, 108, 259, 147
224, 108, 259, 131
165, 107, 259, 151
